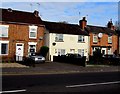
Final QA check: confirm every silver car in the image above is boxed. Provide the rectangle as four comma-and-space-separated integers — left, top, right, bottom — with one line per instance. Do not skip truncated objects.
29, 53, 45, 63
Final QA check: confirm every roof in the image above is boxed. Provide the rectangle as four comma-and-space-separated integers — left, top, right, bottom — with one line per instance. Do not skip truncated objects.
43, 21, 89, 35
85, 25, 117, 35
0, 8, 43, 25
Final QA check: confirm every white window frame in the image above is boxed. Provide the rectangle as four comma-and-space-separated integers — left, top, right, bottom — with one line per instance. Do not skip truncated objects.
70, 49, 75, 54
93, 34, 98, 43
0, 25, 9, 38
55, 34, 63, 42
29, 26, 37, 39
108, 35, 112, 44
58, 49, 65, 56
0, 41, 9, 55
108, 48, 112, 54
78, 49, 84, 56
78, 35, 85, 42
28, 42, 37, 55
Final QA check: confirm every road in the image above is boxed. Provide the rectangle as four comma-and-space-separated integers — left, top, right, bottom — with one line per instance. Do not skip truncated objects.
2, 72, 120, 93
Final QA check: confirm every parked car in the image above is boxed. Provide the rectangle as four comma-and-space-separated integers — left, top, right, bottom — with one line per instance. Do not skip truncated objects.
28, 53, 45, 63
102, 54, 120, 59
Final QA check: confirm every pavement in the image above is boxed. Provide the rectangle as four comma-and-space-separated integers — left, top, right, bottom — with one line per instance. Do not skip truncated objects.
1, 61, 120, 75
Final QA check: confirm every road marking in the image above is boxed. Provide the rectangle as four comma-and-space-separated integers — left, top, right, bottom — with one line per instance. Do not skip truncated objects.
1, 89, 26, 93
66, 81, 120, 88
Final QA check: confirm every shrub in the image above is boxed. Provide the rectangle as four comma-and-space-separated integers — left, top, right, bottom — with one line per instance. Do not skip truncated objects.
37, 46, 49, 57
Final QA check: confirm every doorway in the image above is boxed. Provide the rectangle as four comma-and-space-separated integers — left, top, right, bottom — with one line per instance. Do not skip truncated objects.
16, 43, 24, 61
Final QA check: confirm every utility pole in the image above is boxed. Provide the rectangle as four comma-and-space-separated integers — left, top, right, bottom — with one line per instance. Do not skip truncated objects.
30, 3, 33, 12
37, 3, 40, 10
79, 12, 81, 19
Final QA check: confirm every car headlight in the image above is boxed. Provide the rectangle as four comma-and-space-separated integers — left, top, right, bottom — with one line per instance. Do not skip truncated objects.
42, 57, 45, 60
35, 58, 38, 61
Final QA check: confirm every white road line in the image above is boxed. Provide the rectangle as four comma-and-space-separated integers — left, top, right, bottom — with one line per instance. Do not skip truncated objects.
1, 89, 26, 93
66, 81, 120, 88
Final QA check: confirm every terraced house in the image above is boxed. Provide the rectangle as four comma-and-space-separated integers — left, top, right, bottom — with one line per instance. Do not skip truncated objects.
0, 8, 119, 63
84, 19, 118, 56
43, 20, 89, 61
0, 8, 45, 62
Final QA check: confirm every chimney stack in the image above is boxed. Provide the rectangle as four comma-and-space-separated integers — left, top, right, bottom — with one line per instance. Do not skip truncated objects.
79, 17, 87, 30
34, 10, 39, 17
107, 19, 115, 30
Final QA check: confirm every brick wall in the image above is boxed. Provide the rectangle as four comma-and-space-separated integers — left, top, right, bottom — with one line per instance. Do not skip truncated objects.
89, 33, 118, 55
0, 23, 45, 62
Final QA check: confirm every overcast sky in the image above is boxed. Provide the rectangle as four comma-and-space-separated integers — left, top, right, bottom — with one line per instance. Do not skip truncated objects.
0, 0, 119, 27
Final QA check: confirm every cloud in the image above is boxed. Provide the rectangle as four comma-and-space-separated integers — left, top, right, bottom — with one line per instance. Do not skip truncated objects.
1, 2, 118, 26
1, 0, 120, 2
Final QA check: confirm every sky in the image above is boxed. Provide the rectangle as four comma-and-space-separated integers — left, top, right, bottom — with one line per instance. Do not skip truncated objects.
0, 0, 119, 27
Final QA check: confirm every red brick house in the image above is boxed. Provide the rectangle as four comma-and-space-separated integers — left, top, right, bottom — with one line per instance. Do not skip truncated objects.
79, 17, 118, 56
0, 8, 45, 62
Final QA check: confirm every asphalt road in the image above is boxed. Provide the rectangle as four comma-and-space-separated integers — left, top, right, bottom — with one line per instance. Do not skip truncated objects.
2, 72, 120, 93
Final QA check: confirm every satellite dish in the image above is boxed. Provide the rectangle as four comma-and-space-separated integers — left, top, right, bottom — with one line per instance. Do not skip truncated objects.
98, 33, 103, 38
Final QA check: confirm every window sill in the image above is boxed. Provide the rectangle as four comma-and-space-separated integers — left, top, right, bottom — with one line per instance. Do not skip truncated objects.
0, 54, 8, 56
78, 41, 85, 43
29, 38, 37, 39
93, 42, 98, 44
108, 43, 112, 44
55, 40, 64, 42
0, 37, 8, 38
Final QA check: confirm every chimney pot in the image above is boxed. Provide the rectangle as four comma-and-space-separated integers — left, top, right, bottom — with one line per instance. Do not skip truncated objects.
34, 10, 39, 17
7, 8, 12, 12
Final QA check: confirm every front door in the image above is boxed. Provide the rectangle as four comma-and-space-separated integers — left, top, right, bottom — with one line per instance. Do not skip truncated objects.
16, 43, 24, 61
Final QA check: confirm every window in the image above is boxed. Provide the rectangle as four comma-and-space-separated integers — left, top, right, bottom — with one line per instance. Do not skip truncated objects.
28, 45, 36, 56
108, 35, 112, 44
108, 48, 111, 54
28, 42, 37, 56
55, 34, 63, 42
78, 49, 84, 56
93, 34, 98, 43
58, 49, 65, 56
78, 35, 85, 42
29, 26, 37, 39
0, 41, 9, 55
0, 25, 9, 38
70, 49, 75, 53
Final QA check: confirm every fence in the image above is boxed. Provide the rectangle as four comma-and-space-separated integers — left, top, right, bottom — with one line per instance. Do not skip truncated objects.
53, 55, 86, 67
89, 56, 120, 65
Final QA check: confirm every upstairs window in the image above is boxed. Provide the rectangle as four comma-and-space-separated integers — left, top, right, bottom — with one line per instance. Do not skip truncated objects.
0, 25, 9, 38
29, 26, 37, 39
93, 34, 98, 43
78, 35, 85, 42
55, 34, 63, 42
108, 35, 112, 44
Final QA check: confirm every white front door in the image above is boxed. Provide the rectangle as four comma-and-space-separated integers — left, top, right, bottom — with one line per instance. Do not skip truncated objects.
16, 43, 24, 61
